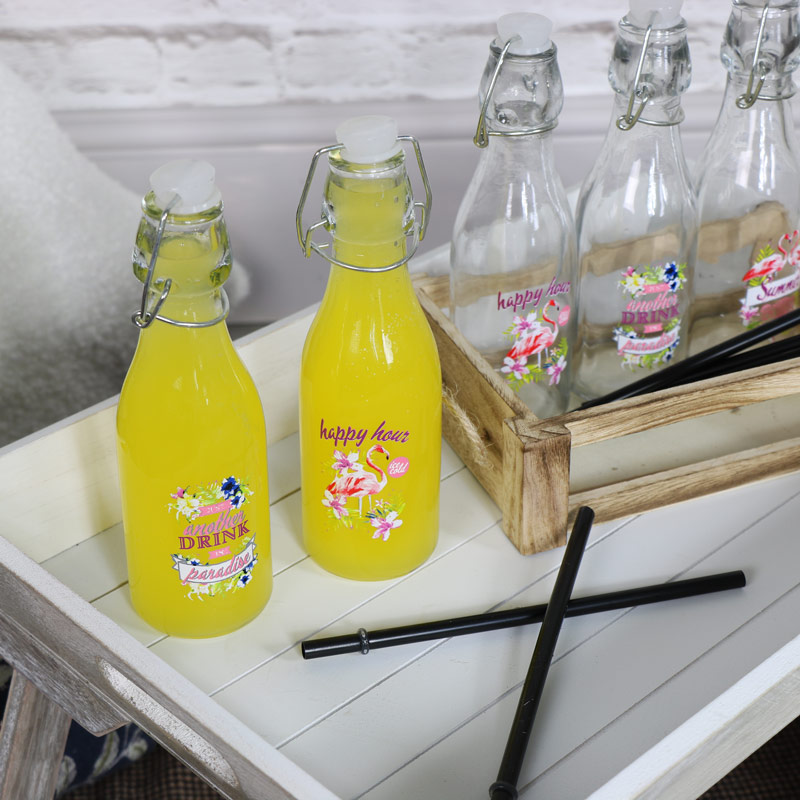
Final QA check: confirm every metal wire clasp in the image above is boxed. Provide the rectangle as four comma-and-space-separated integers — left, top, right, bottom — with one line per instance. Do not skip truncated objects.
295, 135, 432, 273
131, 194, 230, 329
617, 22, 656, 130
736, 2, 771, 109
132, 196, 177, 329
474, 36, 519, 148
616, 20, 686, 130
473, 36, 559, 147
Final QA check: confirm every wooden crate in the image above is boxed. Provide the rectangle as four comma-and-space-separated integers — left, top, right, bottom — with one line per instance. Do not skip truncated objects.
415, 275, 800, 556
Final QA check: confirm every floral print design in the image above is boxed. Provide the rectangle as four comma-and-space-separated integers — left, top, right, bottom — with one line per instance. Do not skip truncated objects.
501, 299, 571, 391
168, 475, 257, 598
322, 489, 349, 521
739, 235, 800, 329
322, 445, 405, 541
370, 509, 403, 541
332, 450, 361, 473
170, 545, 258, 599
615, 262, 686, 370
168, 475, 252, 521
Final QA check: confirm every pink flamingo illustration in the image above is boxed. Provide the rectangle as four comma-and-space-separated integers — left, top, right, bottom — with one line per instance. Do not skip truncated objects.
742, 240, 788, 284
326, 444, 389, 514
780, 230, 800, 268
506, 300, 570, 366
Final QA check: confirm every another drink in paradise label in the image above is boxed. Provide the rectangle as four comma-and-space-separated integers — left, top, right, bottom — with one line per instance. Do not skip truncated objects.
739, 231, 800, 328
497, 278, 572, 390
613, 261, 686, 369
167, 475, 260, 598
319, 418, 411, 541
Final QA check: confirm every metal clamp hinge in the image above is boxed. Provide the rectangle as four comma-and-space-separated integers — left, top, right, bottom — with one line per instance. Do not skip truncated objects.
736, 2, 772, 109
131, 195, 230, 329
295, 135, 432, 273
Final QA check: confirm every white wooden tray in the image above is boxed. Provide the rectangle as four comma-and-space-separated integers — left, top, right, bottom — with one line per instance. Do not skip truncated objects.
1, 307, 800, 799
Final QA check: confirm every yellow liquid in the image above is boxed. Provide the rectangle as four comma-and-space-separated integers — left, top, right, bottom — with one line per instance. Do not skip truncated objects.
299, 159, 441, 580
117, 231, 271, 637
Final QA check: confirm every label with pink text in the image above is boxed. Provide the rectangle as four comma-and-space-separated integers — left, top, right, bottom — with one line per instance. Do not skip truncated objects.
614, 262, 686, 369
497, 277, 572, 391
167, 475, 259, 598
319, 418, 410, 542
739, 233, 800, 328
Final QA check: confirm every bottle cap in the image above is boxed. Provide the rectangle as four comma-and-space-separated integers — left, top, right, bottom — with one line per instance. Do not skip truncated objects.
149, 159, 222, 214
336, 115, 402, 164
496, 13, 553, 56
627, 0, 683, 29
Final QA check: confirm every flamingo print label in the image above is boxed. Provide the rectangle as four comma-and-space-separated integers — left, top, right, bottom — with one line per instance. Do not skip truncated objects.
613, 262, 686, 369
739, 232, 800, 328
501, 298, 571, 390
321, 442, 407, 542
166, 475, 260, 598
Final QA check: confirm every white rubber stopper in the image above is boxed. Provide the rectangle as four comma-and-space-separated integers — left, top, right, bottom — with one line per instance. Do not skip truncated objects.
627, 0, 683, 29
496, 13, 553, 56
149, 159, 221, 214
336, 115, 401, 164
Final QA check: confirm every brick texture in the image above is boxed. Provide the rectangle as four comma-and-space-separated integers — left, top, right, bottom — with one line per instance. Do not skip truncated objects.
0, 1, 734, 110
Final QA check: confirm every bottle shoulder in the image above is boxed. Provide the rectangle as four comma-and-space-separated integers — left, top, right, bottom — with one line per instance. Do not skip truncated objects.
577, 131, 696, 233
697, 119, 800, 188
119, 324, 260, 406
695, 105, 800, 221
452, 144, 576, 274
455, 140, 571, 224
301, 276, 439, 378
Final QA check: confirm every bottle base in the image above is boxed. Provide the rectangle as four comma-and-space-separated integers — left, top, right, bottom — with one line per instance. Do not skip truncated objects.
131, 589, 271, 639
308, 545, 437, 582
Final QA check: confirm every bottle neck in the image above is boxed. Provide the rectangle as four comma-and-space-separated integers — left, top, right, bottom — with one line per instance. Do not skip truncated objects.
479, 45, 563, 136
609, 18, 692, 108
134, 200, 232, 328
720, 1, 800, 100
325, 155, 413, 270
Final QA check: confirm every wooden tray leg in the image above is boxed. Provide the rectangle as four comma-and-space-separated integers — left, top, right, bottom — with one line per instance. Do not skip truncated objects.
0, 670, 71, 800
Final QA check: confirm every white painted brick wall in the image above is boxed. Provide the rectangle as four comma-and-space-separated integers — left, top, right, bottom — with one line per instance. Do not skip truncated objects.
0, 0, 734, 110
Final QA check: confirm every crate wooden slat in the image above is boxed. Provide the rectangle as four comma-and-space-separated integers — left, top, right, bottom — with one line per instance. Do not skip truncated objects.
415, 275, 800, 555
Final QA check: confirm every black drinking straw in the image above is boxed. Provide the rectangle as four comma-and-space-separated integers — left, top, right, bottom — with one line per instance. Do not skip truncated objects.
578, 307, 800, 409
667, 334, 800, 389
300, 570, 746, 659
489, 506, 595, 800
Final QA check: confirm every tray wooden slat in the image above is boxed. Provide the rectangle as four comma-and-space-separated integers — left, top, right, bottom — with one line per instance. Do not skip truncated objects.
0, 531, 338, 800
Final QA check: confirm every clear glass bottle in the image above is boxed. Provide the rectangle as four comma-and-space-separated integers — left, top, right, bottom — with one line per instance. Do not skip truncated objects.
117, 160, 272, 638
691, 0, 800, 353
297, 116, 441, 581
450, 13, 578, 419
574, 0, 697, 400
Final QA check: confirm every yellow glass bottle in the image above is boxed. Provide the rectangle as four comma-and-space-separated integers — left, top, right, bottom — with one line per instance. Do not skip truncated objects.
298, 116, 441, 580
117, 160, 271, 637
